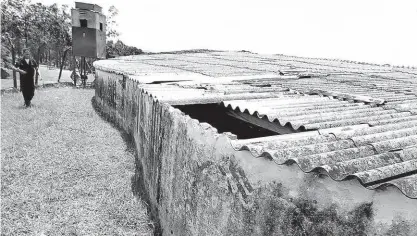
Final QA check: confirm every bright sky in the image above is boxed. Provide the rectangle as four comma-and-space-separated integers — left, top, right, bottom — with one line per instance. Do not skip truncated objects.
37, 0, 417, 66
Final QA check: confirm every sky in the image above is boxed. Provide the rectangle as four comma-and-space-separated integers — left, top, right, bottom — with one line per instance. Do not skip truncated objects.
37, 0, 417, 66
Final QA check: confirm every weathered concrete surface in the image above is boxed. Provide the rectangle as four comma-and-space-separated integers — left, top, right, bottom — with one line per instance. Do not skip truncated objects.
93, 69, 417, 236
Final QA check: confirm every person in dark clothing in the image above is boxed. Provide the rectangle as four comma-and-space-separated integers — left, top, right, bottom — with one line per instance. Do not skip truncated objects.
11, 48, 40, 107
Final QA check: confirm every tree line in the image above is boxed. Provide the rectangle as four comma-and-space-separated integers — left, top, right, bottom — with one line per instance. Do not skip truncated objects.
1, 0, 143, 87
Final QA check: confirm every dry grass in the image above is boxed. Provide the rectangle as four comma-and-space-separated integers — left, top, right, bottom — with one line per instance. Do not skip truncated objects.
1, 88, 153, 235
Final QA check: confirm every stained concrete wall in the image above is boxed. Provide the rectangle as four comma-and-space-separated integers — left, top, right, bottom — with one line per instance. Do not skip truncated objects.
93, 68, 417, 236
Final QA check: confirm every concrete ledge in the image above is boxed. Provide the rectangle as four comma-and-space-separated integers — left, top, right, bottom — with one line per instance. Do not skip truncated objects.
93, 67, 417, 236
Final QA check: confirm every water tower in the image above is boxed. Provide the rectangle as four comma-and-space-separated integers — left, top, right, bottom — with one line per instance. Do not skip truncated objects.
71, 2, 106, 85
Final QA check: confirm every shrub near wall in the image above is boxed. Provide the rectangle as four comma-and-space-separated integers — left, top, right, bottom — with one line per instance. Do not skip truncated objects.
93, 69, 417, 236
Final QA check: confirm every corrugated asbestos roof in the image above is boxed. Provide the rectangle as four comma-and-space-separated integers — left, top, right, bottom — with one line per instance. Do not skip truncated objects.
221, 96, 413, 131
95, 51, 417, 199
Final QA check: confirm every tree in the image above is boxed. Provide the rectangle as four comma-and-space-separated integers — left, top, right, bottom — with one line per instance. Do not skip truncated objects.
1, 0, 72, 86
106, 40, 143, 58
28, 3, 55, 63
106, 5, 120, 39
1, 0, 30, 88
49, 4, 72, 82
58, 46, 71, 82
1, 44, 12, 79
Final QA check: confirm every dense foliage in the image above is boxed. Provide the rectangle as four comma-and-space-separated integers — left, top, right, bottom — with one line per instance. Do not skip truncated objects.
106, 40, 143, 58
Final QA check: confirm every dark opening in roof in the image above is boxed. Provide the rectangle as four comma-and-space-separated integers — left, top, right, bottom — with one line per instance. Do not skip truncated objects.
173, 103, 280, 139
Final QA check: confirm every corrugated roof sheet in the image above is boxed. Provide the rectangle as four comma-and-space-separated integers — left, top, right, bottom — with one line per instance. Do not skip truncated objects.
221, 96, 412, 130
231, 123, 417, 198
94, 50, 417, 199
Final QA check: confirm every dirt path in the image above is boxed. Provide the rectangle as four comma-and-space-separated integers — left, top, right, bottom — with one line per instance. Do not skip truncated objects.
1, 87, 153, 235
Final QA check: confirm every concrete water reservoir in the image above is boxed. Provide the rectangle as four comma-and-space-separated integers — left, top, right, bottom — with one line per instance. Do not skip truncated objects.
93, 51, 417, 236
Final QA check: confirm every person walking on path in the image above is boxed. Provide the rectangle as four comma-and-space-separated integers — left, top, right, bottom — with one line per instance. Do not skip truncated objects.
9, 48, 40, 107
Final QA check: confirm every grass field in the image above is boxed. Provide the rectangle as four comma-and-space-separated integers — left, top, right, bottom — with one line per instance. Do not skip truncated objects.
1, 88, 153, 235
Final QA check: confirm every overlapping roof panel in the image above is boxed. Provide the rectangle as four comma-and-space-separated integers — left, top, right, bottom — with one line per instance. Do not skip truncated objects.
222, 96, 415, 131
231, 121, 417, 198
95, 50, 417, 199
220, 93, 417, 199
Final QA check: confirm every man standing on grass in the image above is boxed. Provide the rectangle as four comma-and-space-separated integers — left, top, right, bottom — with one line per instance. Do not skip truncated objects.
9, 48, 40, 107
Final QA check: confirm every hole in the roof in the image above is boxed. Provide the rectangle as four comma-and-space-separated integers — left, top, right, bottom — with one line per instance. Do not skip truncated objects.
148, 80, 191, 84
173, 103, 280, 139
251, 84, 272, 88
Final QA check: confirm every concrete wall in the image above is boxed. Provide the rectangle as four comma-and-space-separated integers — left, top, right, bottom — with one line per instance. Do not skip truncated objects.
72, 27, 97, 58
71, 9, 97, 29
94, 69, 417, 236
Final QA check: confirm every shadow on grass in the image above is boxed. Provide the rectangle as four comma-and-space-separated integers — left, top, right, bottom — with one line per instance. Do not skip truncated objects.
91, 96, 162, 236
